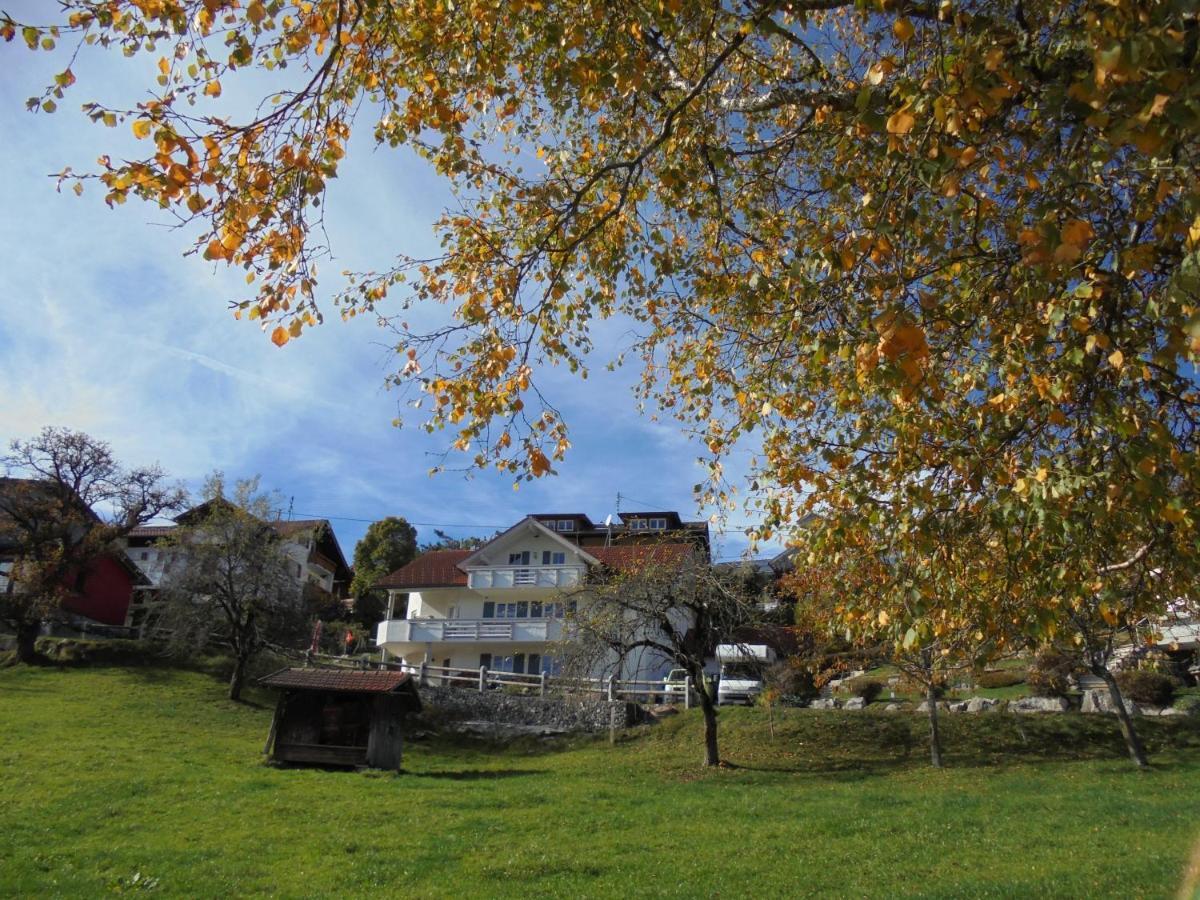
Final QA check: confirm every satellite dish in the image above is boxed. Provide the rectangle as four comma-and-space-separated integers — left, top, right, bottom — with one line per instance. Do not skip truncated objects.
604, 514, 613, 528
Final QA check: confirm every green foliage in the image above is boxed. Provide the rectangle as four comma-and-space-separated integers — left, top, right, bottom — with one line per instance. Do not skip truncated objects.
349, 517, 417, 618
1027, 650, 1083, 699
976, 669, 1027, 690
3, 667, 1200, 897
1115, 670, 1177, 708
842, 677, 884, 704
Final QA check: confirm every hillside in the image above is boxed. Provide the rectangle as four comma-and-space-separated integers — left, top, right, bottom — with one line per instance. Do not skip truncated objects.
1, 666, 1199, 897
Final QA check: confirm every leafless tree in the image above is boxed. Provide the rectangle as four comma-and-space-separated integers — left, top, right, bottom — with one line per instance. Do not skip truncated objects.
559, 549, 765, 767
156, 475, 307, 701
1, 427, 186, 663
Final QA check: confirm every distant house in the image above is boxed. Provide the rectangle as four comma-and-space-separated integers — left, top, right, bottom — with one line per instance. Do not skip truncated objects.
0, 477, 147, 630
373, 511, 707, 681
123, 501, 352, 636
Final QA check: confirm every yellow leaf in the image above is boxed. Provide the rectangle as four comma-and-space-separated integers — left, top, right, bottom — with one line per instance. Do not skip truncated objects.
158, 56, 170, 76
886, 105, 916, 135
132, 119, 153, 139
1035, 466, 1048, 483
1108, 349, 1124, 369
270, 326, 289, 347
204, 80, 222, 97
893, 17, 915, 43
878, 609, 889, 626
247, 1, 266, 25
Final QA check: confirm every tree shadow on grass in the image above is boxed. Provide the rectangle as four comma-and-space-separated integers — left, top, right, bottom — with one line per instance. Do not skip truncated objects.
411, 768, 549, 781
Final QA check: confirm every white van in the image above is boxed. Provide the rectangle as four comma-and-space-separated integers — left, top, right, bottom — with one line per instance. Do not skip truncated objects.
716, 644, 775, 706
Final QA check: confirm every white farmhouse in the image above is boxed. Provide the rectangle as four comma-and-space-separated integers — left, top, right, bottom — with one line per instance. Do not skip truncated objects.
374, 512, 708, 680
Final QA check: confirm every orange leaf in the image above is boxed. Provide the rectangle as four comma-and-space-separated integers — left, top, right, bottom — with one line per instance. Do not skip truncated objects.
270, 326, 290, 347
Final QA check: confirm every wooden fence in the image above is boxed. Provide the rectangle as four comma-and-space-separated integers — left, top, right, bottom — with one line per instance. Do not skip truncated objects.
301, 652, 695, 707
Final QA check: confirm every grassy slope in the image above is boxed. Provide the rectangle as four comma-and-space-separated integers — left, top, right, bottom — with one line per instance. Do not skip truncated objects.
2, 667, 1199, 898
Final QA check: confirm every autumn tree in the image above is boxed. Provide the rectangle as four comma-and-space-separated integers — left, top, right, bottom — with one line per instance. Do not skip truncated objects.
349, 516, 417, 626
5, 1, 1198, 753
0, 427, 185, 663
560, 548, 763, 768
157, 475, 306, 700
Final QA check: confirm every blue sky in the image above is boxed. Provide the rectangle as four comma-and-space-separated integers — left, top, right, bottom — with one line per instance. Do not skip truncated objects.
0, 19, 775, 564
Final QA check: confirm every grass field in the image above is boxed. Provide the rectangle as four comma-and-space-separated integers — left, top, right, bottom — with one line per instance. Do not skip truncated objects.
2, 665, 1200, 898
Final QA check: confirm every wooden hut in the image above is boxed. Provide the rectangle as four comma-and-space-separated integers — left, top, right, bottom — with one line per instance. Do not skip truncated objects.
259, 667, 422, 770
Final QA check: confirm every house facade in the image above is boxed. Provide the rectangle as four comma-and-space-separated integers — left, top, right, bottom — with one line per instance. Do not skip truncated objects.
374, 512, 708, 681
123, 506, 352, 636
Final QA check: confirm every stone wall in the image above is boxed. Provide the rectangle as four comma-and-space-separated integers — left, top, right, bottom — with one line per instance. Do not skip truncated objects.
418, 684, 642, 732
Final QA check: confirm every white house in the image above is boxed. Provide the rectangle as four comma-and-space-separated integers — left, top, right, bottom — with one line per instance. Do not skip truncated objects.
374, 512, 708, 681
123, 504, 351, 636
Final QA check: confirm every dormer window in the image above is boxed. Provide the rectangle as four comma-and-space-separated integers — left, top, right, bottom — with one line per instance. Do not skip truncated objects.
648, 517, 667, 530
555, 519, 574, 532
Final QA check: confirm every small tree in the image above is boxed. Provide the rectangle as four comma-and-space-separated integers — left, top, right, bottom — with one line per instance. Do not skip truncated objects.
559, 549, 762, 768
0, 427, 185, 663
349, 516, 417, 627
157, 475, 306, 701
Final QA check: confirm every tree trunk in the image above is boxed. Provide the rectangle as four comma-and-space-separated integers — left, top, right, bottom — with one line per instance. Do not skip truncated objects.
1098, 666, 1149, 769
229, 654, 248, 702
14, 621, 41, 665
926, 681, 943, 768
698, 682, 720, 767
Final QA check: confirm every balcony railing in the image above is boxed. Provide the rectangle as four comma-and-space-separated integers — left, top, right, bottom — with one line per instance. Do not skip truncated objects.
467, 565, 583, 589
376, 617, 564, 645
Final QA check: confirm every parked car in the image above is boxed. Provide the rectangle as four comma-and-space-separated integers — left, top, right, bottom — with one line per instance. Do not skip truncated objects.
716, 644, 776, 706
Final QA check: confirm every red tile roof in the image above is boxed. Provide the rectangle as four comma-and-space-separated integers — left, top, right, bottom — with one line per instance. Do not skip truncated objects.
374, 549, 472, 589
259, 667, 417, 694
591, 544, 698, 571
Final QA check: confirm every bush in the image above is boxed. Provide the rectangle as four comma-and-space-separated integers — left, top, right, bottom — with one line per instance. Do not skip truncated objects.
33, 637, 158, 667
1115, 670, 1176, 707
842, 676, 884, 703
763, 660, 817, 705
976, 669, 1026, 689
1027, 650, 1081, 698
895, 676, 946, 698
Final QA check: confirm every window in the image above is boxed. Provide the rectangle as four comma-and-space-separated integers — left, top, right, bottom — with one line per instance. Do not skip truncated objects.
648, 517, 668, 530
541, 550, 566, 566
555, 519, 574, 532
527, 653, 541, 675
479, 653, 492, 668
489, 653, 526, 674
508, 551, 531, 565
139, 551, 149, 561
483, 601, 495, 618
530, 601, 543, 618
516, 601, 529, 618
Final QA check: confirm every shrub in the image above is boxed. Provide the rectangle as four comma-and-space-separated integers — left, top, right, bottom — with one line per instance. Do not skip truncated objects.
763, 660, 817, 706
842, 676, 884, 703
895, 676, 946, 698
1027, 650, 1082, 698
33, 637, 158, 667
976, 669, 1026, 689
1115, 670, 1176, 707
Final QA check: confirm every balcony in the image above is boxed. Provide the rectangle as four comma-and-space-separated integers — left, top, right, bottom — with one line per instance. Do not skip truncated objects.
467, 565, 583, 590
376, 617, 564, 646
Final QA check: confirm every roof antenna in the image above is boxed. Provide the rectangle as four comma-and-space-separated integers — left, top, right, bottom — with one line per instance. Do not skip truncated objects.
603, 514, 613, 548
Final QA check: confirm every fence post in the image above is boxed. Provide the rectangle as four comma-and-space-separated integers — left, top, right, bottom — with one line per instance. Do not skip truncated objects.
479, 665, 488, 693
607, 675, 615, 701
540, 671, 547, 698
419, 660, 428, 688
685, 676, 693, 710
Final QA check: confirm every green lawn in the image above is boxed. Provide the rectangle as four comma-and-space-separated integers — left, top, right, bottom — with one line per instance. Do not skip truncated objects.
2, 666, 1200, 898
